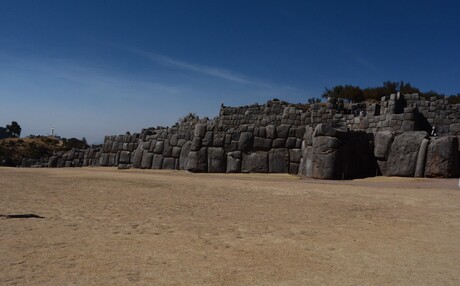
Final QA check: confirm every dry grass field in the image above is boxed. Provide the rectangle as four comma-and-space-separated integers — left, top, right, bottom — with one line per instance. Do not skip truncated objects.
1, 167, 460, 285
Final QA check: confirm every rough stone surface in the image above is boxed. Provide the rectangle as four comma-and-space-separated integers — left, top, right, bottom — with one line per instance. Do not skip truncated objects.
414, 138, 429, 177
226, 151, 241, 173
269, 148, 289, 173
179, 141, 192, 170
119, 151, 131, 164
238, 132, 254, 152
132, 147, 144, 168
253, 137, 272, 151
186, 147, 207, 172
425, 136, 459, 178
207, 147, 225, 173
162, 157, 176, 170
374, 131, 394, 160
312, 136, 341, 179
153, 141, 164, 154
386, 131, 428, 177
152, 154, 163, 169
241, 152, 268, 173
141, 152, 154, 169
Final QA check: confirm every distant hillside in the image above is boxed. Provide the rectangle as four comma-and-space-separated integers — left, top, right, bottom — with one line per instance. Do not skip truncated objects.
0, 136, 88, 166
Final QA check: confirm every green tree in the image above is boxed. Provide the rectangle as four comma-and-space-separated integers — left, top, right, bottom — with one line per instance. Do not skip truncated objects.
6, 121, 21, 138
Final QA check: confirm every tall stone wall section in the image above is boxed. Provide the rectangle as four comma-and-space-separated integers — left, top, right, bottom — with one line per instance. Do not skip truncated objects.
45, 94, 460, 178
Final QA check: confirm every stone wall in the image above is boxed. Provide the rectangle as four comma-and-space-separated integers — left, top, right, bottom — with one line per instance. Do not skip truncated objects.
44, 94, 460, 178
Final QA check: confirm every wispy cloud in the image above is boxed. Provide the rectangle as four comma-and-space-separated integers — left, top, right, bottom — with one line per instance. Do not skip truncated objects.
129, 48, 252, 84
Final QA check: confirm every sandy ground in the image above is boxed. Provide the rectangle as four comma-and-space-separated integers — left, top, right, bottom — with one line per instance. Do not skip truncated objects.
1, 167, 459, 285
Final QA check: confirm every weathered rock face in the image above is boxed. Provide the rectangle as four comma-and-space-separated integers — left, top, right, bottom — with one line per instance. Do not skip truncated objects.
141, 152, 154, 169
269, 148, 289, 173
226, 151, 241, 173
386, 131, 428, 177
242, 152, 268, 173
186, 147, 207, 172
119, 151, 131, 164
301, 124, 374, 179
374, 131, 394, 160
208, 147, 225, 173
425, 136, 459, 178
179, 141, 192, 170
414, 138, 429, 177
312, 136, 341, 179
42, 97, 460, 179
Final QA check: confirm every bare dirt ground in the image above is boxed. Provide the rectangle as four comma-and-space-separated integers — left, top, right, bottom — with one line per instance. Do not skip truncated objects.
1, 167, 459, 285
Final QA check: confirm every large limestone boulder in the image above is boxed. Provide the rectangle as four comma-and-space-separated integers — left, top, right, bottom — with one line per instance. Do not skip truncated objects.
100, 154, 109, 166
179, 141, 192, 170
312, 136, 341, 179
186, 147, 208, 172
238, 132, 254, 152
194, 124, 207, 138
425, 136, 459, 178
208, 147, 225, 173
241, 151, 268, 173
141, 152, 154, 169
119, 151, 131, 164
374, 131, 394, 160
253, 137, 272, 151
414, 138, 429, 177
226, 151, 242, 173
153, 141, 164, 154
386, 131, 428, 177
162, 157, 176, 170
152, 154, 163, 169
132, 148, 144, 168
269, 148, 289, 173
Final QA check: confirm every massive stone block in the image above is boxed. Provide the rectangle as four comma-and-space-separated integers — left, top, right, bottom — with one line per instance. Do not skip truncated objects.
172, 146, 181, 158
207, 147, 225, 173
289, 149, 302, 163
253, 137, 272, 151
425, 136, 459, 178
119, 151, 131, 164
213, 132, 225, 147
242, 151, 268, 173
179, 141, 192, 170
186, 147, 208, 172
162, 157, 176, 170
132, 148, 144, 169
191, 136, 202, 151
226, 151, 242, 173
414, 138, 429, 177
269, 148, 289, 173
312, 136, 341, 179
238, 132, 254, 152
276, 124, 290, 138
153, 141, 164, 154
272, 138, 286, 148
194, 124, 207, 138
266, 125, 276, 139
152, 154, 164, 169
162, 140, 173, 157
374, 131, 394, 160
386, 131, 428, 177
202, 131, 214, 146
141, 152, 154, 169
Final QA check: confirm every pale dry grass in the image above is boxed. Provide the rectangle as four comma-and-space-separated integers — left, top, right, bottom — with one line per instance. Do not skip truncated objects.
0, 167, 459, 285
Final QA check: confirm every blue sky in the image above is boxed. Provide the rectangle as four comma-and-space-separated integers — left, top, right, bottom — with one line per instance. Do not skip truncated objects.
0, 0, 459, 143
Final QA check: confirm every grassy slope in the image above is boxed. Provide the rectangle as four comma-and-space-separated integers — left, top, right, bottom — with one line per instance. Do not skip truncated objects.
0, 137, 63, 166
